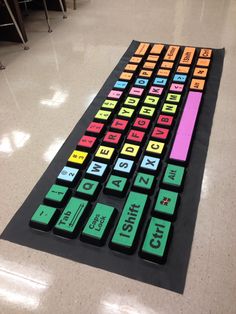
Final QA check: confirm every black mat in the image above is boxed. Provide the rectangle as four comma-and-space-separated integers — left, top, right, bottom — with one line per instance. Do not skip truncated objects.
0, 41, 225, 294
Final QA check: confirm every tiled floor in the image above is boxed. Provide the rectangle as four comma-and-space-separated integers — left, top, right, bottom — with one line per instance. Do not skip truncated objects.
0, 0, 236, 313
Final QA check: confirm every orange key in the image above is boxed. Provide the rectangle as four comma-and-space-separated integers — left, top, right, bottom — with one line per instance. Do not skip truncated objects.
157, 69, 170, 77
199, 48, 212, 58
161, 61, 174, 69
120, 72, 133, 80
135, 43, 150, 56
147, 55, 159, 62
125, 64, 138, 71
179, 46, 195, 65
193, 67, 208, 78
190, 79, 205, 91
139, 70, 153, 78
197, 58, 210, 67
164, 45, 180, 61
176, 66, 190, 74
143, 62, 156, 69
150, 44, 164, 55
130, 56, 142, 64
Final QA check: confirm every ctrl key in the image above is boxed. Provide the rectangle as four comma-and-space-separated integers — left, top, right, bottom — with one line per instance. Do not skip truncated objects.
140, 217, 172, 264
29, 205, 60, 231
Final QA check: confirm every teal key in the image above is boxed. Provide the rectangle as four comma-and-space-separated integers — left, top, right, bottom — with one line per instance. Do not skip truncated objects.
154, 189, 179, 218
81, 203, 116, 245
133, 172, 155, 193
29, 204, 59, 231
162, 164, 185, 191
104, 175, 128, 196
140, 217, 172, 263
77, 178, 100, 200
54, 197, 88, 238
44, 184, 69, 207
110, 191, 148, 253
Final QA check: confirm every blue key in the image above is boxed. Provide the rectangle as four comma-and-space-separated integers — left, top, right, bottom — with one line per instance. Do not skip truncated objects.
135, 78, 149, 87
173, 74, 187, 83
140, 155, 160, 171
114, 80, 128, 89
86, 161, 107, 177
153, 77, 167, 86
57, 166, 79, 182
114, 158, 134, 174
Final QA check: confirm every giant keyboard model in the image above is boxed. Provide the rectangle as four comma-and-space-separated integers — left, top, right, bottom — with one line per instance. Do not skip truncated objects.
1, 41, 224, 293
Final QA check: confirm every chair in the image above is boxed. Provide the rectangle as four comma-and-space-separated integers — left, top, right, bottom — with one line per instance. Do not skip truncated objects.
0, 0, 29, 49
19, 0, 67, 33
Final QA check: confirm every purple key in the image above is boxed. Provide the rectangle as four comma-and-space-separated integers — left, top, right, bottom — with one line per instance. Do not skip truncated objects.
169, 91, 202, 162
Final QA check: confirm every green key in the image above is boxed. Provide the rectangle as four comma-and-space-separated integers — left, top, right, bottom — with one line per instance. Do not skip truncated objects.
154, 189, 179, 218
54, 197, 88, 238
162, 164, 185, 191
110, 191, 148, 253
140, 217, 171, 263
133, 172, 154, 192
104, 175, 128, 196
29, 204, 59, 231
77, 178, 100, 200
81, 203, 116, 245
45, 184, 69, 206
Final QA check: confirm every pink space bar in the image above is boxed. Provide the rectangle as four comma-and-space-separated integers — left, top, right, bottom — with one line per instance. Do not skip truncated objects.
170, 91, 203, 162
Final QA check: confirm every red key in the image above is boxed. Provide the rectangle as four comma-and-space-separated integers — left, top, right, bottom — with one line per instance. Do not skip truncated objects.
103, 131, 122, 145
110, 119, 128, 132
151, 127, 169, 140
157, 115, 173, 127
133, 117, 150, 130
86, 122, 104, 135
127, 130, 145, 143
78, 135, 97, 149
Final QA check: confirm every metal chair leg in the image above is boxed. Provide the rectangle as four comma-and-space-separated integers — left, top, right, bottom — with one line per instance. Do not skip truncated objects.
0, 61, 6, 70
73, 0, 76, 10
3, 0, 29, 50
58, 0, 67, 18
42, 0, 52, 32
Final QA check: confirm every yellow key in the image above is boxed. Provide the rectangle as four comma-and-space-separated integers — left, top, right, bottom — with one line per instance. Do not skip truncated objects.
121, 143, 140, 158
68, 150, 88, 165
139, 106, 155, 117
146, 141, 165, 155
95, 146, 114, 160
102, 100, 117, 109
118, 107, 134, 118
95, 110, 111, 121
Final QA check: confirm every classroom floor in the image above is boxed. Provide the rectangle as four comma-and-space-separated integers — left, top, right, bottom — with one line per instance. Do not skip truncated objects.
0, 0, 236, 313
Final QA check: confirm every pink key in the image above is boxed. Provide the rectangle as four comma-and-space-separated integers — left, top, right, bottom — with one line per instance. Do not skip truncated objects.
169, 91, 202, 162
149, 86, 163, 95
170, 83, 184, 92
108, 90, 123, 99
129, 87, 144, 96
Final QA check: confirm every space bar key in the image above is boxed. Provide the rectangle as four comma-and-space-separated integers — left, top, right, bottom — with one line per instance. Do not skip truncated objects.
169, 91, 203, 162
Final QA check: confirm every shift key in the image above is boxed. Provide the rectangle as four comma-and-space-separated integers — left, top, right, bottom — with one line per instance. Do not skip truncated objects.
110, 191, 148, 253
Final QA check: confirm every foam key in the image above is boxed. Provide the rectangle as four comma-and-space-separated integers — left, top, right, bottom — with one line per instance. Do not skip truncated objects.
170, 91, 202, 163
